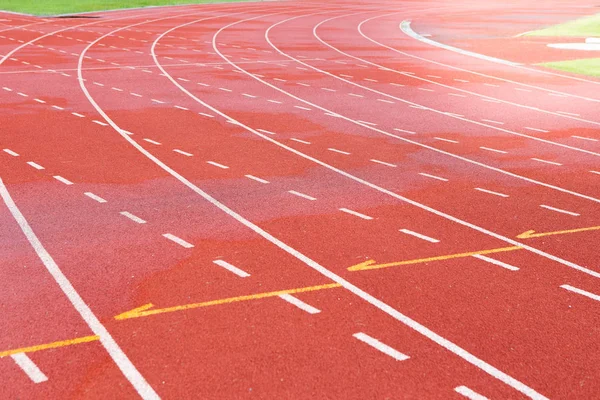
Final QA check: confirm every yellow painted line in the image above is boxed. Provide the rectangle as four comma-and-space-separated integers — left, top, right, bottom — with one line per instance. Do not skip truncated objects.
0, 335, 100, 358
348, 246, 522, 271
115, 282, 342, 320
517, 225, 600, 239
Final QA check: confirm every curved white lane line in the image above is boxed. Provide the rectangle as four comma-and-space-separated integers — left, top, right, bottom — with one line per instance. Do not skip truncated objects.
313, 13, 600, 128
0, 178, 159, 399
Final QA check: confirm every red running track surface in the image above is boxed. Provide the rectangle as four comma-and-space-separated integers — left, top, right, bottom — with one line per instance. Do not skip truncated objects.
1, 1, 600, 398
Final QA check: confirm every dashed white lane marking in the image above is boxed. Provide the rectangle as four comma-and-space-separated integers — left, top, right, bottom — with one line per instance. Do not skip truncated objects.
418, 87, 434, 92
72, 112, 85, 118
389, 82, 405, 87
213, 259, 250, 277
151, 99, 164, 104
245, 174, 269, 184
364, 78, 378, 82
3, 87, 13, 92
197, 82, 210, 87
93, 82, 104, 87
3, 149, 19, 156
328, 148, 351, 155
297, 82, 310, 87
340, 74, 353, 78
93, 120, 108, 126
173, 149, 193, 156
531, 158, 562, 166
174, 105, 189, 111
84, 192, 107, 203
400, 228, 440, 243
162, 233, 194, 248
455, 385, 489, 400
472, 254, 519, 271
540, 204, 579, 216
394, 128, 416, 134
294, 105, 311, 110
448, 93, 467, 98
112, 87, 123, 92
481, 119, 504, 125
560, 284, 600, 302
419, 172, 448, 182
557, 111, 580, 117
17, 92, 28, 97
207, 161, 229, 169
291, 138, 311, 144
524, 127, 550, 133
370, 159, 396, 167
218, 87, 232, 92
377, 99, 394, 104
274, 78, 287, 82
434, 137, 458, 144
279, 293, 321, 314
242, 93, 257, 98
177, 77, 190, 82
198, 112, 214, 118
427, 75, 441, 79
120, 211, 146, 224
480, 146, 507, 154
475, 188, 509, 198
357, 120, 377, 126
321, 87, 336, 92
143, 138, 161, 145
339, 208, 373, 220
53, 175, 73, 185
590, 170, 600, 175
11, 353, 48, 383
130, 93, 142, 97
288, 190, 317, 201
353, 332, 409, 361
256, 128, 276, 136
34, 98, 46, 104
454, 79, 469, 83
26, 161, 44, 170
572, 135, 598, 142
268, 99, 283, 104
348, 93, 364, 98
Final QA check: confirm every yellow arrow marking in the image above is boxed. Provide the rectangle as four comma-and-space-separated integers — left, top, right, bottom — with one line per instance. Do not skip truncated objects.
517, 225, 600, 239
115, 282, 342, 320
348, 246, 522, 271
0, 335, 100, 358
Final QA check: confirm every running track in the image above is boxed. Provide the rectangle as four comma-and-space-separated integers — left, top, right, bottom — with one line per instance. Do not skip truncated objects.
1, 1, 600, 398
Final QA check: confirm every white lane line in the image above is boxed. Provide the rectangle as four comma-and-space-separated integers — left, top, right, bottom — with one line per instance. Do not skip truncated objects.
297, 82, 310, 87
34, 98, 46, 104
557, 111, 580, 117
242, 93, 257, 98
377, 99, 394, 104
481, 98, 500, 103
472, 254, 519, 271
207, 161, 229, 169
591, 170, 600, 175
174, 105, 189, 111
370, 159, 396, 167
93, 82, 104, 87
524, 127, 550, 133
339, 208, 373, 220
400, 228, 439, 243
434, 137, 458, 144
294, 105, 311, 110
340, 74, 353, 78
418, 87, 434, 92
364, 78, 378, 82
560, 284, 600, 302
389, 82, 405, 87
197, 82, 210, 87
449, 93, 467, 97
328, 148, 351, 155
540, 204, 579, 216
93, 120, 108, 126
120, 211, 146, 224
481, 119, 504, 125
348, 93, 364, 98
218, 87, 232, 92
321, 87, 336, 92
274, 78, 287, 82
26, 161, 44, 170
112, 87, 123, 92
177, 77, 190, 82
245, 174, 269, 184
427, 75, 441, 79
419, 172, 448, 182
268, 99, 282, 104
11, 353, 48, 383
531, 158, 562, 166
288, 190, 317, 201
198, 112, 214, 118
357, 120, 377, 126
455, 385, 488, 400
474, 188, 509, 198
3, 148, 19, 156
142, 138, 161, 145
130, 93, 142, 97
84, 192, 107, 203
480, 146, 507, 154
572, 135, 598, 142
256, 128, 276, 136
162, 233, 194, 248
53, 175, 73, 185
17, 92, 28, 97
72, 112, 85, 118
151, 99, 164, 104
213, 259, 250, 277
279, 293, 320, 314
173, 149, 193, 156
394, 128, 416, 134
353, 332, 409, 361
291, 138, 311, 144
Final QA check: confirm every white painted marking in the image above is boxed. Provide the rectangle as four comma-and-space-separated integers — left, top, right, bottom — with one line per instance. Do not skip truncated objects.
377, 99, 395, 104
294, 105, 311, 110
142, 138, 161, 145
419, 172, 448, 182
279, 293, 320, 314
3, 149, 19, 156
218, 87, 232, 92
198, 112, 214, 118
2, 87, 12, 91
213, 259, 250, 278
321, 87, 336, 92
418, 87, 434, 92
27, 161, 44, 170
151, 99, 164, 104
18, 92, 28, 98
11, 353, 48, 383
480, 146, 507, 154
274, 78, 287, 82
112, 87, 123, 92
340, 74, 353, 78
93, 82, 104, 87
245, 174, 269, 184
357, 120, 377, 126
84, 192, 107, 203
531, 158, 562, 166
34, 98, 46, 104
339, 208, 373, 220
481, 98, 500, 103
448, 93, 467, 98
472, 254, 519, 271
364, 78, 378, 82
207, 161, 229, 169
455, 385, 488, 400
256, 129, 276, 136
173, 149, 193, 157
72, 112, 85, 118
93, 120, 108, 126
120, 211, 146, 224
572, 135, 598, 142
400, 228, 439, 243
353, 332, 409, 361
130, 93, 142, 97
434, 137, 458, 144
561, 284, 600, 302
53, 175, 73, 185
590, 171, 600, 175
291, 138, 311, 144
268, 99, 282, 104
540, 204, 579, 216
556, 111, 580, 117
348, 93, 364, 98
394, 128, 416, 134
328, 148, 351, 155
481, 119, 504, 125
427, 75, 441, 79
370, 159, 396, 167
174, 105, 188, 111
162, 233, 194, 248
242, 93, 257, 98
288, 190, 317, 201
389, 82, 405, 87
525, 127, 550, 133
197, 82, 210, 87
474, 187, 509, 198
177, 77, 189, 82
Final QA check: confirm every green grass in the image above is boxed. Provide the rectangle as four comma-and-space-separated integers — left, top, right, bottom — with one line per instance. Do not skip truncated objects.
541, 58, 600, 77
526, 13, 600, 37
1, 0, 249, 16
